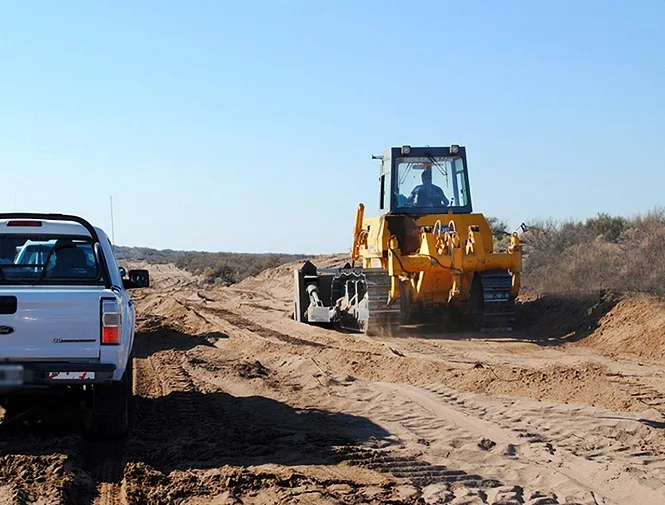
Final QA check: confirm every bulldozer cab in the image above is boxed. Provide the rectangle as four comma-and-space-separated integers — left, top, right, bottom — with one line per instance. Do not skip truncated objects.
377, 146, 473, 215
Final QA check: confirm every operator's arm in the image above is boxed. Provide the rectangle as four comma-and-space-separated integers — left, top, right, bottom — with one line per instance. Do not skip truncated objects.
407, 186, 421, 205
434, 186, 449, 206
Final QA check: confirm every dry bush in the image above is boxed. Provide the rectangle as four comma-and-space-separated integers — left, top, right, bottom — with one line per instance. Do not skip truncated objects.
487, 216, 512, 252
174, 251, 307, 285
114, 246, 306, 285
522, 208, 665, 297
114, 246, 176, 264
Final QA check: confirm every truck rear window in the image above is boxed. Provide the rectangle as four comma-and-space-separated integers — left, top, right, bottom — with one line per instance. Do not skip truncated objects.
0, 236, 103, 285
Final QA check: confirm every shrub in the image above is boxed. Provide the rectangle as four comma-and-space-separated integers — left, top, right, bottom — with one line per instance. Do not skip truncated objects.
114, 246, 307, 285
585, 213, 627, 242
521, 208, 665, 297
487, 217, 509, 238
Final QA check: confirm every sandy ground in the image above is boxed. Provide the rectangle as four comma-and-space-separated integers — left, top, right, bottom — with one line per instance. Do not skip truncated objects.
2, 258, 665, 504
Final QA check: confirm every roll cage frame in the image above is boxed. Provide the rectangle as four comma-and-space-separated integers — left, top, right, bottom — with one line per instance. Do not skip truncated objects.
0, 213, 113, 289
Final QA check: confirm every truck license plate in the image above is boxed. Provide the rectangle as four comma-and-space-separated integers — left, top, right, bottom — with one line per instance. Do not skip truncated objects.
0, 365, 24, 386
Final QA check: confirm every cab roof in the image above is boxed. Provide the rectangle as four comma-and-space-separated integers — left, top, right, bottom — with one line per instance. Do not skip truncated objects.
0, 219, 106, 241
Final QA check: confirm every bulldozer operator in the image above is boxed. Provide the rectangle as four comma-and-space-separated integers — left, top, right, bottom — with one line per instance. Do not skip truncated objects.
407, 166, 449, 207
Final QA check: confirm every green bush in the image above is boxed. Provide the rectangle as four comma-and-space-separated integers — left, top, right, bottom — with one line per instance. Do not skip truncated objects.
585, 213, 627, 242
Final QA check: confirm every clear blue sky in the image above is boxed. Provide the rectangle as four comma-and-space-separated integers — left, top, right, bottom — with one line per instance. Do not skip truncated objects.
1, 1, 663, 254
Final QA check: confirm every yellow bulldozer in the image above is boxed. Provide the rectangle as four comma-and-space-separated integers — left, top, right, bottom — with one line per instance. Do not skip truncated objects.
294, 145, 522, 334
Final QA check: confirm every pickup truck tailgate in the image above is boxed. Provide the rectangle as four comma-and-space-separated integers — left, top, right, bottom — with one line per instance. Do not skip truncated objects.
0, 288, 104, 360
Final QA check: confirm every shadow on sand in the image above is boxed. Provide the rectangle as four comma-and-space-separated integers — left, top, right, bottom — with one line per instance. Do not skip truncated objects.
127, 388, 393, 474
378, 292, 619, 347
128, 325, 393, 472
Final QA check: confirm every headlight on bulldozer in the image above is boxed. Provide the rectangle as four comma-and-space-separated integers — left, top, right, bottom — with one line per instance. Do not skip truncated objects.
450, 145, 460, 154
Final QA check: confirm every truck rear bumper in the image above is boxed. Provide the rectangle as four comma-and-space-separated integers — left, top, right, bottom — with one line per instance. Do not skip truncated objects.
0, 362, 116, 391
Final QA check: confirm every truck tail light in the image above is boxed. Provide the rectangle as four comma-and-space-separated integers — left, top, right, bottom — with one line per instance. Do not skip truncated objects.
101, 299, 121, 345
7, 220, 43, 227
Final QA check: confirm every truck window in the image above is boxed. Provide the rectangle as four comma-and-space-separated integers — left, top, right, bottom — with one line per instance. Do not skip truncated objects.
0, 236, 103, 285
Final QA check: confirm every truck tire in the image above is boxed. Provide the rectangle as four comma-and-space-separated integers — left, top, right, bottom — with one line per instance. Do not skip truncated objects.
85, 358, 133, 439
0, 396, 32, 420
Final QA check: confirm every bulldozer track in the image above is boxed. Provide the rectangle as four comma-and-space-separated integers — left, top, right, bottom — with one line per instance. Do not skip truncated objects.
479, 270, 516, 331
360, 268, 516, 334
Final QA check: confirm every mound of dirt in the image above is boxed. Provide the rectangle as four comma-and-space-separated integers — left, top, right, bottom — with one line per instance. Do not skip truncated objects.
234, 253, 349, 301
519, 289, 665, 364
444, 362, 640, 411
517, 290, 617, 342
137, 297, 217, 337
578, 295, 665, 362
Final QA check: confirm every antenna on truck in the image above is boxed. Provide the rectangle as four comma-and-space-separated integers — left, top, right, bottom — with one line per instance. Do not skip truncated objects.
109, 196, 116, 248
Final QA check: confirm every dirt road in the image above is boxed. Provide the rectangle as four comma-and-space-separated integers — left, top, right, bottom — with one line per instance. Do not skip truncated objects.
2, 260, 665, 504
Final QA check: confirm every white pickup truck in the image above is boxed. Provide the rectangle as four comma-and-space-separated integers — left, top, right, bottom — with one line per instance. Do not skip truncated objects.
0, 213, 149, 437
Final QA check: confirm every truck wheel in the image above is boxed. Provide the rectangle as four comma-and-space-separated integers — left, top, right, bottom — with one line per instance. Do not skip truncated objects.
1, 396, 32, 420
85, 358, 133, 438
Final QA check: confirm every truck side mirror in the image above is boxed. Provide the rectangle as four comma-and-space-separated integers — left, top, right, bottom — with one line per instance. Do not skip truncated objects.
123, 269, 150, 289
119, 267, 127, 278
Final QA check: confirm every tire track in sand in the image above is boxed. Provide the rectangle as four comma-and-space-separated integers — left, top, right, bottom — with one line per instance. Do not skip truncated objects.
371, 382, 665, 505
87, 354, 159, 505
86, 441, 127, 505
85, 360, 143, 505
